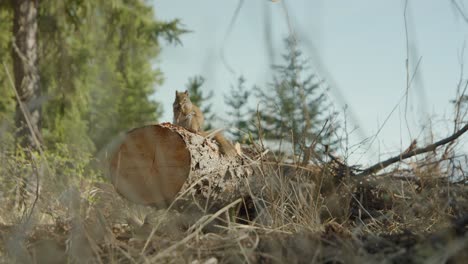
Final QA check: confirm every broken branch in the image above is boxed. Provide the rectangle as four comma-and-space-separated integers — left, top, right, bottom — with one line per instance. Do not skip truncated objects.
356, 123, 468, 177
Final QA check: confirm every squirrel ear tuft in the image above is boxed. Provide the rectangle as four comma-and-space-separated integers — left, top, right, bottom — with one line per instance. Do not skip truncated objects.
184, 90, 189, 95
175, 90, 178, 96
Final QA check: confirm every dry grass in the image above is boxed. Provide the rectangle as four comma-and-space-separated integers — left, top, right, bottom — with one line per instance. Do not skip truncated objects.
0, 145, 467, 264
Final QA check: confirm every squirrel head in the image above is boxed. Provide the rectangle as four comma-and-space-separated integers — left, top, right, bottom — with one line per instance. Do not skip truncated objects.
173, 90, 192, 112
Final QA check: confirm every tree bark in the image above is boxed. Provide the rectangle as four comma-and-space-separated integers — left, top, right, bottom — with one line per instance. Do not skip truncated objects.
12, 0, 41, 149
109, 123, 255, 210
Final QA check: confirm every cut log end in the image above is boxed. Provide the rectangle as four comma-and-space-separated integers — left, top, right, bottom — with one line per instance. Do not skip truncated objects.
109, 124, 191, 206
110, 123, 253, 210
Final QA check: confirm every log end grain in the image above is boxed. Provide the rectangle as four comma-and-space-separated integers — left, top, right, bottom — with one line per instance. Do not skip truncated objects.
109, 124, 190, 206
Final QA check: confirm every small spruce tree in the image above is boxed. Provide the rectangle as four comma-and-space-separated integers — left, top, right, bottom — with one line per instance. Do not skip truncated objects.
185, 75, 215, 130
255, 37, 336, 157
224, 76, 251, 143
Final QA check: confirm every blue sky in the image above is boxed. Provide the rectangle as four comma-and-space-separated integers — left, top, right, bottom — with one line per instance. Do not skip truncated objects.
152, 0, 468, 165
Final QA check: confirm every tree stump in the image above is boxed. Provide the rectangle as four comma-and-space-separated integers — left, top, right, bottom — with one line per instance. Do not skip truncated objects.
109, 123, 254, 209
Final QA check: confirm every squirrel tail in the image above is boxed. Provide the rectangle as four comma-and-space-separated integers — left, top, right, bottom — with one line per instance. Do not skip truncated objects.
213, 133, 237, 157
202, 130, 237, 157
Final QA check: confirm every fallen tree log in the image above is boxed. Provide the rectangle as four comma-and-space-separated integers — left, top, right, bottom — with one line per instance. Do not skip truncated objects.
109, 123, 254, 209
108, 122, 468, 225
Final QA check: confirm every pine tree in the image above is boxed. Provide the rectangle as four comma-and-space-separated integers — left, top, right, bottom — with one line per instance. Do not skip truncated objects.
0, 5, 15, 147
185, 75, 215, 130
255, 37, 335, 157
224, 76, 251, 142
10, 0, 42, 150
0, 0, 187, 154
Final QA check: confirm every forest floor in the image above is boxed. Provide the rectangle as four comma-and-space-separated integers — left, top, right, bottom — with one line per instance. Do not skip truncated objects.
0, 158, 467, 263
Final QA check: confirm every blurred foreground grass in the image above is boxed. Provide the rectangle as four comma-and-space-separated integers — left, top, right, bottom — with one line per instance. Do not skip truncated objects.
0, 144, 466, 264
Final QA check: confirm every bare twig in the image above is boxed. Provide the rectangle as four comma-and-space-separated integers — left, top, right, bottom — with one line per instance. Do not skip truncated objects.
3, 61, 43, 154
4, 61, 45, 221
356, 123, 468, 177
452, 47, 467, 133
301, 119, 329, 166
404, 0, 412, 139
442, 44, 467, 160
25, 148, 40, 222
150, 198, 242, 262
221, 0, 244, 76
451, 0, 468, 24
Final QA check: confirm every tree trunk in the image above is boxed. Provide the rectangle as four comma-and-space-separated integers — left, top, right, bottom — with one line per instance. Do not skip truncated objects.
12, 0, 41, 149
109, 123, 255, 210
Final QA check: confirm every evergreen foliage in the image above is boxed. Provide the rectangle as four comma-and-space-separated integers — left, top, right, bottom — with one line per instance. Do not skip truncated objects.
0, 8, 14, 126
0, 0, 187, 154
255, 37, 335, 156
224, 76, 251, 142
185, 75, 215, 130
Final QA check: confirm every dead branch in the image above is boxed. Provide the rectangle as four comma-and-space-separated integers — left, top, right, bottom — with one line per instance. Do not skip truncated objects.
3, 61, 43, 153
451, 0, 468, 24
25, 148, 40, 222
356, 123, 468, 178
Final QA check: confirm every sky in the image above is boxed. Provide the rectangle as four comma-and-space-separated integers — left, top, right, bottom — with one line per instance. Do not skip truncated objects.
151, 0, 468, 165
